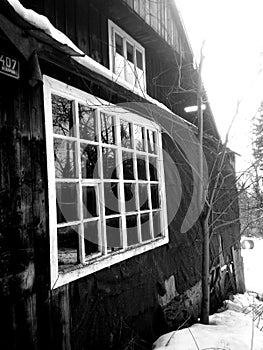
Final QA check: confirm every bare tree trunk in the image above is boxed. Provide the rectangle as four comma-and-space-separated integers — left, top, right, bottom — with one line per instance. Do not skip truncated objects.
197, 43, 210, 325
200, 214, 210, 324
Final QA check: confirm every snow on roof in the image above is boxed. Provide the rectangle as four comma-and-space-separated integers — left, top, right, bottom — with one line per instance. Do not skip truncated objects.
6, 0, 84, 55
153, 293, 263, 350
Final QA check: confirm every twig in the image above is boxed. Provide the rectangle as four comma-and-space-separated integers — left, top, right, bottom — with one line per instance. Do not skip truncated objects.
188, 328, 200, 350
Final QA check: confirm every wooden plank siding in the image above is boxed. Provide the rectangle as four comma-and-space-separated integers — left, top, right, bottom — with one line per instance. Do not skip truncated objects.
21, 0, 110, 68
122, 0, 189, 61
0, 44, 48, 348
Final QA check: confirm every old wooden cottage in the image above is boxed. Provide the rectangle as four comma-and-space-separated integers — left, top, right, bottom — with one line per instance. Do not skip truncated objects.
0, 0, 244, 349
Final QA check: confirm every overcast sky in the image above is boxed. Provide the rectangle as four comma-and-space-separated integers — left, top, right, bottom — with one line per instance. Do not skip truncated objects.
176, 0, 263, 172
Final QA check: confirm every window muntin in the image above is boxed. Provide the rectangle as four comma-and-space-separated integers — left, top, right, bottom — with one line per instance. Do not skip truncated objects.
44, 76, 168, 288
109, 20, 146, 91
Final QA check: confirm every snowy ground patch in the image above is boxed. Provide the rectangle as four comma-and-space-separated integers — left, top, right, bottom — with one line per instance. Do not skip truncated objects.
153, 293, 263, 350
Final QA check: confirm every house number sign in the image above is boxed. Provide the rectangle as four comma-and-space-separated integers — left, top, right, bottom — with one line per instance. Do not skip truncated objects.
0, 53, 20, 79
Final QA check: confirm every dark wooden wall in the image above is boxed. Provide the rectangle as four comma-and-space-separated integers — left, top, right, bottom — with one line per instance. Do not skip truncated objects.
0, 40, 50, 349
21, 0, 109, 68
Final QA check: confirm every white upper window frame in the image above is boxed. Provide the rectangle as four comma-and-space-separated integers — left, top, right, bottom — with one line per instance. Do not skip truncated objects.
43, 75, 168, 289
108, 20, 147, 93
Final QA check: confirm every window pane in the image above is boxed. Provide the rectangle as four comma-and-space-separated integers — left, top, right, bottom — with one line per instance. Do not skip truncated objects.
79, 104, 96, 141
153, 211, 161, 238
151, 184, 160, 209
115, 33, 123, 55
127, 42, 134, 63
136, 67, 145, 90
114, 53, 125, 79
140, 213, 151, 241
52, 94, 74, 136
54, 139, 77, 178
136, 50, 143, 70
102, 147, 117, 179
58, 225, 79, 267
101, 113, 115, 144
84, 221, 100, 256
126, 215, 139, 246
137, 156, 147, 180
139, 184, 149, 210
104, 182, 119, 215
147, 130, 156, 154
149, 157, 158, 181
124, 183, 137, 212
134, 124, 144, 151
122, 151, 134, 179
106, 217, 121, 251
82, 186, 97, 219
126, 61, 135, 85
56, 183, 79, 224
81, 144, 98, 178
120, 120, 132, 148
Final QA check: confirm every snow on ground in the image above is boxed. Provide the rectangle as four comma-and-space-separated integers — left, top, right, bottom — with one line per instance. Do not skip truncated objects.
153, 293, 263, 350
241, 238, 263, 294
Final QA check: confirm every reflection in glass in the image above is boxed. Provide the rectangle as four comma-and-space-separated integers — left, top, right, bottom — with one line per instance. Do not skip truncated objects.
81, 144, 98, 178
134, 124, 144, 151
147, 130, 156, 154
140, 213, 151, 241
124, 183, 137, 212
106, 217, 121, 251
122, 151, 134, 179
52, 94, 74, 136
84, 221, 100, 256
101, 113, 115, 144
137, 156, 147, 180
139, 184, 149, 210
58, 225, 78, 267
115, 33, 123, 55
136, 50, 143, 70
104, 182, 119, 215
54, 139, 77, 178
83, 186, 97, 219
127, 42, 134, 63
79, 105, 96, 141
151, 184, 160, 209
149, 157, 158, 181
102, 147, 117, 179
126, 215, 139, 246
120, 120, 132, 148
153, 211, 161, 238
56, 183, 79, 223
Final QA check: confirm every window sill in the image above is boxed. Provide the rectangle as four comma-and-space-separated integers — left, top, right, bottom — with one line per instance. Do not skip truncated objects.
51, 236, 168, 289
73, 55, 147, 95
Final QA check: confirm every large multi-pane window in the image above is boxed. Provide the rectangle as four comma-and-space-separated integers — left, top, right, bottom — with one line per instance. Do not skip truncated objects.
44, 76, 168, 289
108, 20, 146, 92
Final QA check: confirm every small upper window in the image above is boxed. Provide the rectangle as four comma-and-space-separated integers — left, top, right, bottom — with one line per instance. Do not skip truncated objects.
108, 20, 146, 92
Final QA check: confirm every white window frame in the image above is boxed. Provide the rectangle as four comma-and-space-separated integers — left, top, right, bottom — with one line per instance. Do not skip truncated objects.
43, 75, 168, 289
108, 20, 147, 92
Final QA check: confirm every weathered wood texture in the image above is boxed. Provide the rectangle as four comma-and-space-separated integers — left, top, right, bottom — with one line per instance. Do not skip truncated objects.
21, 0, 109, 68
0, 42, 49, 349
